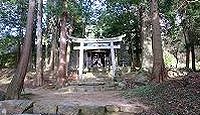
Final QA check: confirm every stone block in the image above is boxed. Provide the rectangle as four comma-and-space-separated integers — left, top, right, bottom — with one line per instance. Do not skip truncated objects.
106, 112, 135, 115
79, 105, 106, 115
0, 100, 34, 114
33, 102, 57, 114
105, 105, 120, 112
119, 105, 144, 113
57, 103, 79, 115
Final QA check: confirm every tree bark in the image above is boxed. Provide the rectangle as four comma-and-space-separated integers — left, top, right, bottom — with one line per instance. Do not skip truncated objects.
16, 39, 21, 67
139, 4, 153, 72
183, 25, 190, 68
186, 46, 190, 68
56, 12, 68, 86
48, 34, 55, 71
191, 45, 195, 71
48, 18, 59, 72
151, 0, 167, 83
6, 0, 36, 99
36, 0, 43, 86
128, 42, 135, 71
66, 42, 71, 76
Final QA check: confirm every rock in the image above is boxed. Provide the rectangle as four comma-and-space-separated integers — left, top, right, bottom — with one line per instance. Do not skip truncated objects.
13, 114, 41, 115
134, 70, 149, 84
0, 90, 5, 101
57, 103, 79, 115
33, 101, 57, 114
0, 100, 34, 114
119, 105, 144, 113
106, 112, 135, 115
116, 70, 150, 89
79, 105, 106, 115
106, 105, 120, 112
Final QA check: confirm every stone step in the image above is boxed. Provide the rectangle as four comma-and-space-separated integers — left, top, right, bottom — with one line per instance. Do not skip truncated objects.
32, 101, 147, 115
64, 80, 119, 93
69, 81, 106, 86
0, 98, 148, 114
14, 114, 41, 115
70, 77, 113, 83
82, 76, 112, 81
82, 72, 111, 79
58, 85, 117, 92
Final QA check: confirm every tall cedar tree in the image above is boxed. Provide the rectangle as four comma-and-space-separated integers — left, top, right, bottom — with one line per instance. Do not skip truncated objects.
56, 11, 68, 86
139, 5, 153, 72
6, 0, 36, 99
36, 0, 43, 86
151, 0, 167, 83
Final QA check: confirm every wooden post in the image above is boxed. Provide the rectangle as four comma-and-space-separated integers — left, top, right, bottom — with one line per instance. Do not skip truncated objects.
110, 41, 116, 78
79, 42, 84, 80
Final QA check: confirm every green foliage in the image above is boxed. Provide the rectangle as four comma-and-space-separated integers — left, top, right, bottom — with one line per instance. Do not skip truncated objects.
67, 0, 83, 21
163, 0, 200, 45
94, 0, 143, 68
0, 53, 17, 68
98, 1, 139, 42
107, 0, 141, 5
0, 36, 19, 55
186, 2, 200, 45
0, 36, 19, 68
45, 0, 63, 16
163, 51, 177, 68
123, 85, 155, 98
0, 0, 28, 36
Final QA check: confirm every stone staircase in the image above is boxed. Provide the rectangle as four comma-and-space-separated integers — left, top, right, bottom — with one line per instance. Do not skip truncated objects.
0, 99, 148, 115
63, 72, 119, 93
61, 81, 117, 92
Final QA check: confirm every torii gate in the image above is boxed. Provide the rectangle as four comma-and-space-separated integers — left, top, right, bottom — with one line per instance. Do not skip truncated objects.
68, 34, 125, 80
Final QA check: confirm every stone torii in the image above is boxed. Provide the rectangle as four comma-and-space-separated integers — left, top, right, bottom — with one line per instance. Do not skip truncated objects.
68, 34, 125, 80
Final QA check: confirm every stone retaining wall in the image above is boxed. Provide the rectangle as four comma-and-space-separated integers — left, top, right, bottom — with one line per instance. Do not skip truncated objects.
0, 100, 146, 115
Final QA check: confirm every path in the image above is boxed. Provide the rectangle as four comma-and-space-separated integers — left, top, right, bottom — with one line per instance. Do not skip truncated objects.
24, 87, 149, 114
0, 69, 149, 114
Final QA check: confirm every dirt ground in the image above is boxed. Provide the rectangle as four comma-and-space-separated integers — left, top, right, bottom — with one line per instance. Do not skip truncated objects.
0, 69, 149, 112
25, 88, 142, 107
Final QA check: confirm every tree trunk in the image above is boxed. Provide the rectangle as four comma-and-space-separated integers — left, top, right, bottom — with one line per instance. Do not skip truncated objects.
16, 39, 21, 67
48, 34, 55, 71
183, 25, 190, 69
65, 19, 74, 77
139, 4, 153, 72
186, 46, 190, 68
151, 0, 167, 83
191, 45, 195, 71
45, 43, 49, 68
36, 0, 43, 86
28, 48, 32, 71
48, 18, 59, 72
54, 35, 59, 74
188, 29, 195, 71
56, 12, 68, 86
66, 24, 73, 76
66, 42, 71, 76
128, 42, 135, 71
6, 0, 36, 99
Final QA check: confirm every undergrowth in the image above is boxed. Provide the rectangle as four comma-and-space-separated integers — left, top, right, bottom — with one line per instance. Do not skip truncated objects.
123, 73, 200, 114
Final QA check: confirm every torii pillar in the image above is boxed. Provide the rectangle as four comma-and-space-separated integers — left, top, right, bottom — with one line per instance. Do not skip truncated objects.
110, 41, 116, 78
79, 42, 84, 80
